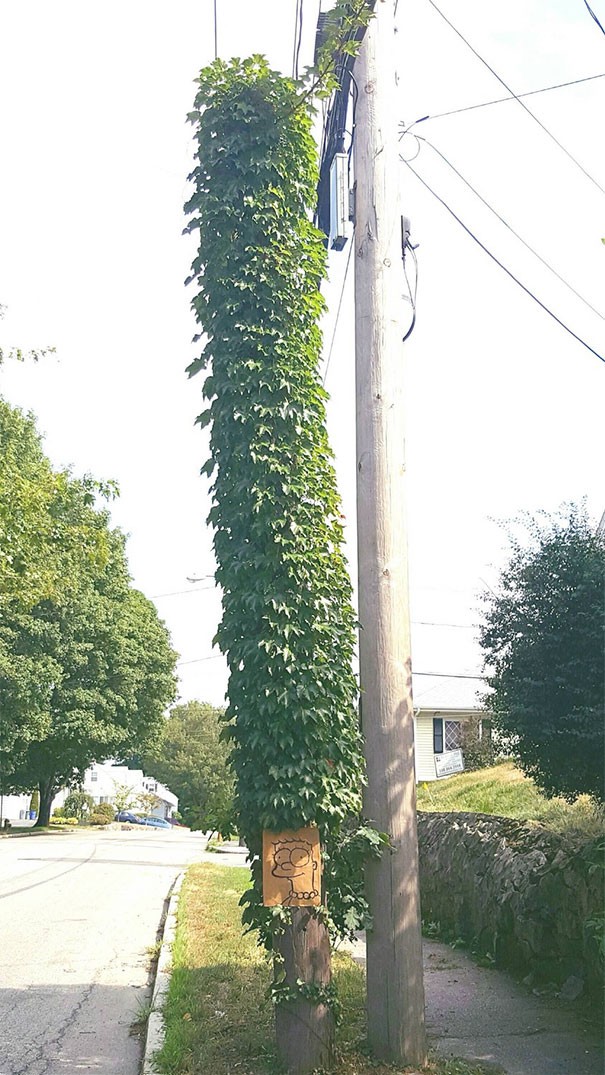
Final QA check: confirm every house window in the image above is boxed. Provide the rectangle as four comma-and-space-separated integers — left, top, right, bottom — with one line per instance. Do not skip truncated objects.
444, 720, 462, 751
434, 718, 462, 753
90, 771, 98, 782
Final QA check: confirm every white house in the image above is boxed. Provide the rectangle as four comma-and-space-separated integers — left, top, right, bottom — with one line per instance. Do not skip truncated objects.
53, 761, 178, 819
412, 673, 489, 782
1, 763, 178, 826
0, 792, 34, 824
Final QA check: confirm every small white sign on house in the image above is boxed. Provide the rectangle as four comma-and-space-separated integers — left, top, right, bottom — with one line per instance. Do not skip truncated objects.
435, 749, 465, 779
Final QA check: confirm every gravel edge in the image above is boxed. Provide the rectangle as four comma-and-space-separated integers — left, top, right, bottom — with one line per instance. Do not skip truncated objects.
142, 870, 185, 1075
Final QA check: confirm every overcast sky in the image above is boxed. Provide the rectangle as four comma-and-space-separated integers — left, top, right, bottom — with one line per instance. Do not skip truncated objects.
0, 0, 603, 708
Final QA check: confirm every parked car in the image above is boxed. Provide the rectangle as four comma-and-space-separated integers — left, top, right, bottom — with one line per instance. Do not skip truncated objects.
114, 810, 144, 824
140, 815, 172, 830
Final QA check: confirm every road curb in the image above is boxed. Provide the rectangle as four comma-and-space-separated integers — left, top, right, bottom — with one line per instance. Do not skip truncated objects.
142, 870, 185, 1075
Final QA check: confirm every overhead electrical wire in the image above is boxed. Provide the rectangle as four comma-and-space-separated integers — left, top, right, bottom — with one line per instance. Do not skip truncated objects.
323, 232, 355, 385
177, 655, 223, 666
408, 72, 605, 124
400, 155, 605, 365
414, 671, 485, 680
584, 0, 605, 35
151, 585, 215, 599
176, 655, 484, 677
399, 129, 605, 322
292, 0, 304, 80
425, 0, 605, 196
213, 0, 218, 59
401, 221, 419, 342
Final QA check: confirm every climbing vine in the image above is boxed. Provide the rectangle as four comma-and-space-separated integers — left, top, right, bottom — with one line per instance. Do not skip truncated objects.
185, 54, 377, 947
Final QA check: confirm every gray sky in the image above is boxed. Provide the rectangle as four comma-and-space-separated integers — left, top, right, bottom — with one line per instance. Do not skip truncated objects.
0, 0, 603, 707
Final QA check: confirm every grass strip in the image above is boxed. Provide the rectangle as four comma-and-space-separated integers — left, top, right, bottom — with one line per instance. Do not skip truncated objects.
417, 762, 604, 841
154, 861, 494, 1075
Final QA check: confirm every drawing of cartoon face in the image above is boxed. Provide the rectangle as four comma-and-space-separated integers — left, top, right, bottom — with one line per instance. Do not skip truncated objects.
272, 843, 312, 878
262, 828, 321, 907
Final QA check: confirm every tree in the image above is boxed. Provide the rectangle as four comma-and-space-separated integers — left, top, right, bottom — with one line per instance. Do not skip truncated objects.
0, 403, 113, 787
136, 790, 162, 815
2, 470, 178, 824
145, 701, 236, 833
0, 302, 54, 365
186, 57, 368, 1072
480, 504, 604, 802
63, 790, 95, 820
112, 781, 139, 812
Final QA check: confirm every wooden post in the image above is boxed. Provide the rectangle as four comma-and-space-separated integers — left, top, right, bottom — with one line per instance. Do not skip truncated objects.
274, 909, 334, 1074
353, 0, 427, 1065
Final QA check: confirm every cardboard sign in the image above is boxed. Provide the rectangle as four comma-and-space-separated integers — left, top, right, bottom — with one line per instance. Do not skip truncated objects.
262, 827, 321, 907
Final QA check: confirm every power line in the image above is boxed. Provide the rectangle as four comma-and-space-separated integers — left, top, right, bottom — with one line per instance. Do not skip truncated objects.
400, 130, 605, 321
413, 620, 478, 629
177, 655, 223, 666
425, 0, 605, 196
292, 0, 304, 80
400, 156, 605, 365
213, 0, 218, 59
407, 73, 605, 124
584, 0, 605, 35
174, 656, 483, 676
151, 585, 215, 599
414, 671, 485, 680
323, 230, 355, 385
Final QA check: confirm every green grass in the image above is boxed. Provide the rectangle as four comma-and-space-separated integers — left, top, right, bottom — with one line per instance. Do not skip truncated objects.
154, 862, 495, 1075
416, 761, 605, 841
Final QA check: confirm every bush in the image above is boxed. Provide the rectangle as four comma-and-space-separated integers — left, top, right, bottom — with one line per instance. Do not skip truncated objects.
52, 806, 65, 818
63, 790, 95, 819
93, 802, 116, 821
461, 717, 494, 771
88, 812, 110, 826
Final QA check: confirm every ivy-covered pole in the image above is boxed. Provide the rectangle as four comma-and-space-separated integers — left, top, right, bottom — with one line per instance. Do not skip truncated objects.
185, 57, 366, 1073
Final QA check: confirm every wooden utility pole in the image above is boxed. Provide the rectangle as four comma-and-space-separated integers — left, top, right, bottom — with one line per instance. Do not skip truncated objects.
353, 0, 427, 1066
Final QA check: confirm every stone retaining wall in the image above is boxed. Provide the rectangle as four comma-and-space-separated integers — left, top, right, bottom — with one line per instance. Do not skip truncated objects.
417, 812, 604, 998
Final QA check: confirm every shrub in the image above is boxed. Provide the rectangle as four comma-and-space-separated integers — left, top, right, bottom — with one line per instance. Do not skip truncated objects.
52, 806, 65, 818
63, 790, 95, 819
461, 717, 494, 771
93, 802, 116, 821
88, 812, 110, 826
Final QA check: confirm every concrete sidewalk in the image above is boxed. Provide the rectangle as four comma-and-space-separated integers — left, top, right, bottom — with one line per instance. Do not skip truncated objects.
344, 935, 603, 1075
194, 850, 603, 1073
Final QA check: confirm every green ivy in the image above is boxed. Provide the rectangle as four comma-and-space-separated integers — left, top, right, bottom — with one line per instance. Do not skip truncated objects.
185, 56, 372, 947
298, 0, 374, 103
270, 977, 342, 1024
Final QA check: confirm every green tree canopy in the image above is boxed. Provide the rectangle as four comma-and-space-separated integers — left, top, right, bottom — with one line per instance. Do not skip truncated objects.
0, 403, 178, 823
145, 700, 236, 833
1, 403, 111, 765
480, 504, 605, 802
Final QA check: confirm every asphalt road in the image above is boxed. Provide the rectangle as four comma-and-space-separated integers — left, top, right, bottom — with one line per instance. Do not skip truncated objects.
0, 827, 208, 1075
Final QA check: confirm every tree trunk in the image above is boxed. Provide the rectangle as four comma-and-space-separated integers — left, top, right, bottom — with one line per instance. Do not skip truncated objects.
274, 908, 334, 1074
36, 777, 55, 827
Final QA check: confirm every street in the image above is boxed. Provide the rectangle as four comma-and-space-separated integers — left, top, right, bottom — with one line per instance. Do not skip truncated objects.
0, 827, 207, 1075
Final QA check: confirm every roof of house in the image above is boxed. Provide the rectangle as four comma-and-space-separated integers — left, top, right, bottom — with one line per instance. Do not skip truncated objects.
411, 673, 488, 712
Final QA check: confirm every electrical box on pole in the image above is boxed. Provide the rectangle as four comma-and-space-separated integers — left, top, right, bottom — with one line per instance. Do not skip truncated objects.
329, 152, 349, 250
